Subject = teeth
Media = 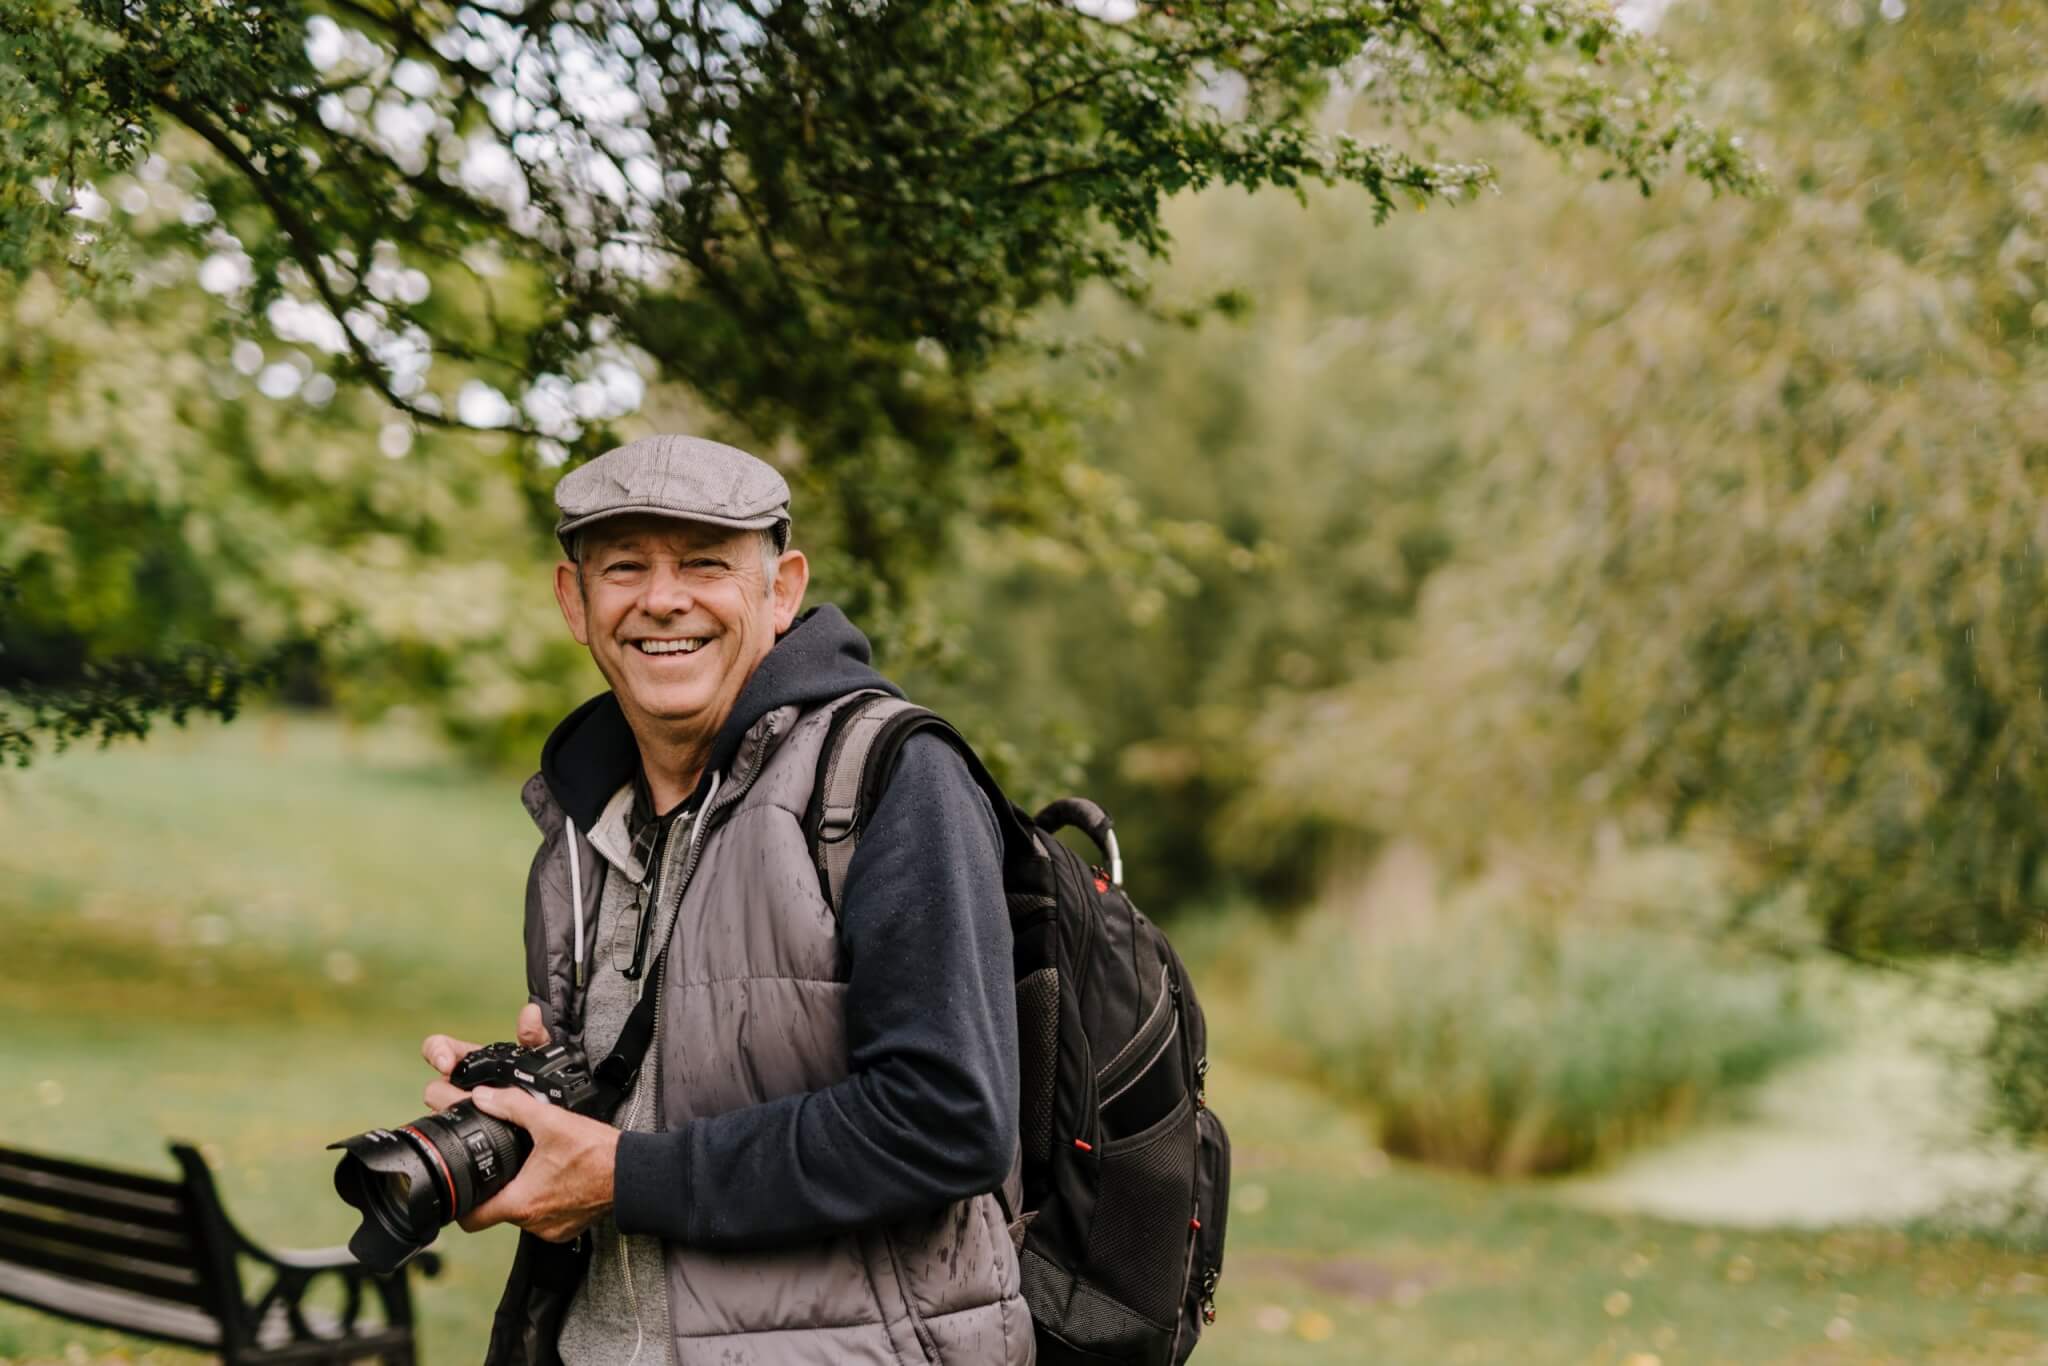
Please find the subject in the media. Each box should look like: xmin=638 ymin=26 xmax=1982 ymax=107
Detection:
xmin=636 ymin=639 xmax=707 ymax=655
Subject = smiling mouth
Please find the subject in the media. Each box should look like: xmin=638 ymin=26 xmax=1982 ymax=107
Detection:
xmin=634 ymin=638 xmax=709 ymax=656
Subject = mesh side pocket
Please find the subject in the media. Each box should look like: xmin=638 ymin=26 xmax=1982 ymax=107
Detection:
xmin=1017 ymin=966 xmax=1060 ymax=1163
xmin=1087 ymin=1095 xmax=1197 ymax=1328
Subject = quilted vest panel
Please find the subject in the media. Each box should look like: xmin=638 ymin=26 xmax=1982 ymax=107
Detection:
xmin=648 ymin=698 xmax=1032 ymax=1365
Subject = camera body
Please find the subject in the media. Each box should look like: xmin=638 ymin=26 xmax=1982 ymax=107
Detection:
xmin=330 ymin=1039 xmax=604 ymax=1273
xmin=450 ymin=1039 xmax=601 ymax=1110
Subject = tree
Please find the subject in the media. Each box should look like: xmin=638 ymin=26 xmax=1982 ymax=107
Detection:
xmin=927 ymin=179 xmax=1476 ymax=905
xmin=2 ymin=0 xmax=1754 ymax=760
xmin=1246 ymin=0 xmax=2048 ymax=952
xmin=0 ymin=263 xmax=596 ymax=766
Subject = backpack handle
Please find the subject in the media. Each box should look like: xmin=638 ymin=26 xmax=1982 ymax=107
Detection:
xmin=1033 ymin=798 xmax=1122 ymax=887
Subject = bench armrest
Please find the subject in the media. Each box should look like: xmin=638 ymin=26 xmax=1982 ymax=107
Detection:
xmin=257 ymin=1244 xmax=444 ymax=1278
xmin=165 ymin=1142 xmax=441 ymax=1349
xmin=239 ymin=1241 xmax=444 ymax=1343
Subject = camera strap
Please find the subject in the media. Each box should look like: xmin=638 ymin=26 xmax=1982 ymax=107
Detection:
xmin=589 ymin=940 xmax=668 ymax=1114
xmin=585 ymin=777 xmax=718 ymax=1115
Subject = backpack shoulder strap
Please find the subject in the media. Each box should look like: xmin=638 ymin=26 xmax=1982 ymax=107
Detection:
xmin=805 ymin=695 xmax=1040 ymax=913
xmin=806 ymin=697 xmax=1040 ymax=1225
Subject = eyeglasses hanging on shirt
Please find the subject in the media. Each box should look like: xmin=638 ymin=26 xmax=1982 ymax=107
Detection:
xmin=612 ymin=806 xmax=695 ymax=980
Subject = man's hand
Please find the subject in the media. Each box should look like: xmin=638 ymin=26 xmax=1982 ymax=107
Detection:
xmin=421 ymin=1004 xmax=548 ymax=1111
xmin=457 ymin=1086 xmax=619 ymax=1243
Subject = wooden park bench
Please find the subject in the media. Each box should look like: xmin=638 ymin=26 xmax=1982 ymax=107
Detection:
xmin=0 ymin=1142 xmax=440 ymax=1364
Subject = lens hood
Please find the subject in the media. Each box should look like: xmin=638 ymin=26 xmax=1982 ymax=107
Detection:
xmin=329 ymin=1128 xmax=449 ymax=1274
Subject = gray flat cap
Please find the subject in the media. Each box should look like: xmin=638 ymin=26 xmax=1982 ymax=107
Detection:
xmin=554 ymin=434 xmax=791 ymax=556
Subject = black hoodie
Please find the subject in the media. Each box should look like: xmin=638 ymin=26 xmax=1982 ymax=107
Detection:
xmin=537 ymin=606 xmax=1019 ymax=1247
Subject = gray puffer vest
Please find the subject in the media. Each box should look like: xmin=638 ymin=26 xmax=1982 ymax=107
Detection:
xmin=490 ymin=694 xmax=1033 ymax=1366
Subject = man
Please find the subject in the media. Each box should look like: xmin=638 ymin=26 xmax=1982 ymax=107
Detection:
xmin=419 ymin=434 xmax=1033 ymax=1365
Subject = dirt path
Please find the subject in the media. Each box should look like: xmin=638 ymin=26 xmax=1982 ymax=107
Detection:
xmin=1561 ymin=969 xmax=2048 ymax=1228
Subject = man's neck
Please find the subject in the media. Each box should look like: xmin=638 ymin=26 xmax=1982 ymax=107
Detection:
xmin=624 ymin=720 xmax=713 ymax=816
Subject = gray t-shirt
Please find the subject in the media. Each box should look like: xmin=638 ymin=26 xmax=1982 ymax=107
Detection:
xmin=558 ymin=801 xmax=693 ymax=1366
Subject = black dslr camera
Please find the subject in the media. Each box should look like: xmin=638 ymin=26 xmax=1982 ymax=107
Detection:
xmin=330 ymin=1040 xmax=602 ymax=1273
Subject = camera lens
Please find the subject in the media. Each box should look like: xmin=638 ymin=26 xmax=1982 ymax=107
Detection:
xmin=363 ymin=1168 xmax=416 ymax=1230
xmin=330 ymin=1101 xmax=527 ymax=1273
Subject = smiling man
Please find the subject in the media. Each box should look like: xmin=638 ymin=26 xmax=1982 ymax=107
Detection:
xmin=419 ymin=435 xmax=1031 ymax=1366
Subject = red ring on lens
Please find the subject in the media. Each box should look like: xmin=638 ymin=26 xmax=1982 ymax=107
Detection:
xmin=401 ymin=1125 xmax=460 ymax=1213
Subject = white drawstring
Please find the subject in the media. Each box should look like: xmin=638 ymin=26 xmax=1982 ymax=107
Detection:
xmin=567 ymin=820 xmax=585 ymax=989
xmin=622 ymin=1226 xmax=646 ymax=1366
xmin=688 ymin=771 xmax=721 ymax=864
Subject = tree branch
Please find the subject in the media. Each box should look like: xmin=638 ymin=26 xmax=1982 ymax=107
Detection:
xmin=155 ymin=90 xmax=549 ymax=439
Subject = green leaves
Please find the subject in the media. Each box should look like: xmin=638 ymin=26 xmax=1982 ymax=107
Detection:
xmin=6 ymin=0 xmax=1754 ymax=551
xmin=2 ymin=0 xmax=1751 ymax=761
xmin=1239 ymin=0 xmax=2048 ymax=954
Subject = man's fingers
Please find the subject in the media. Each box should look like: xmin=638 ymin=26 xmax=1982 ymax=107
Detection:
xmin=458 ymin=1181 xmax=522 ymax=1234
xmin=515 ymin=1003 xmax=549 ymax=1048
xmin=421 ymin=1034 xmax=481 ymax=1077
xmin=471 ymin=1085 xmax=549 ymax=1129
xmin=423 ymin=1079 xmax=471 ymax=1113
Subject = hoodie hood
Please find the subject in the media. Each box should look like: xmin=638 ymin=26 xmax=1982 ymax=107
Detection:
xmin=536 ymin=604 xmax=900 ymax=832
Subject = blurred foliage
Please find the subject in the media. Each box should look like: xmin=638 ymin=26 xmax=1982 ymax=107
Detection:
xmin=928 ymin=179 xmax=1479 ymax=899
xmin=7 ymin=0 xmax=2045 ymax=1149
xmin=928 ymin=0 xmax=2048 ymax=1150
xmin=1222 ymin=0 xmax=2048 ymax=952
xmin=1256 ymin=887 xmax=1819 ymax=1176
xmin=0 ymin=0 xmax=1753 ymax=759
xmin=1984 ymin=989 xmax=2048 ymax=1147
xmin=0 ymin=264 xmax=595 ymax=765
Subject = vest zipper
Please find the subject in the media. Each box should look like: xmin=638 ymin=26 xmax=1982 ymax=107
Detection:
xmin=620 ymin=710 xmax=786 ymax=1363
xmin=647 ymin=708 xmax=782 ymax=1120
xmin=618 ymin=812 xmax=690 ymax=1366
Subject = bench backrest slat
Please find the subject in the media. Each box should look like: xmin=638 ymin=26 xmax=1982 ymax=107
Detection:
xmin=0 ymin=1201 xmax=193 ymax=1264
xmin=0 ymin=1148 xmax=187 ymax=1200
xmin=0 ymin=1148 xmax=221 ymax=1318
xmin=0 ymin=1227 xmax=212 ymax=1308
xmin=0 ymin=1167 xmax=188 ymax=1233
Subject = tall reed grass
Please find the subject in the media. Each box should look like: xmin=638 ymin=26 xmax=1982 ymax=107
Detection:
xmin=1261 ymin=902 xmax=1821 ymax=1176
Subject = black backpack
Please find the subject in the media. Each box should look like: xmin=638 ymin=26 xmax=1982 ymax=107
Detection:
xmin=805 ymin=695 xmax=1231 ymax=1365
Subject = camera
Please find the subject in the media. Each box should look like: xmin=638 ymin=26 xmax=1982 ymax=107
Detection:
xmin=329 ymin=1040 xmax=602 ymax=1273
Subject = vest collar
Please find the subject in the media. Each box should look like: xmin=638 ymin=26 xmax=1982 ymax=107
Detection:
xmin=585 ymin=783 xmax=645 ymax=880
xmin=557 ymin=703 xmax=803 ymax=876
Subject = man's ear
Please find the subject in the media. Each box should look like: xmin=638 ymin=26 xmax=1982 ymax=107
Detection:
xmin=554 ymin=561 xmax=590 ymax=645
xmin=771 ymin=550 xmax=810 ymax=633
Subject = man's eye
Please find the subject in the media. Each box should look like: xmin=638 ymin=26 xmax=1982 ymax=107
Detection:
xmin=604 ymin=561 xmax=645 ymax=574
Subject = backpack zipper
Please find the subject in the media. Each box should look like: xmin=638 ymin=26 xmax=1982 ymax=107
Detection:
xmin=1168 ymin=1211 xmax=1200 ymax=1361
xmin=1098 ymin=1016 xmax=1179 ymax=1112
xmin=1094 ymin=964 xmax=1176 ymax=1101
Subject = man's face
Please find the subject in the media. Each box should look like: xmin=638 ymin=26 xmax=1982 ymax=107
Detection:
xmin=553 ymin=515 xmax=808 ymax=742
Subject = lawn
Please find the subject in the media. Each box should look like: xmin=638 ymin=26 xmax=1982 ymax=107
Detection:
xmin=3 ymin=716 xmax=2044 ymax=1364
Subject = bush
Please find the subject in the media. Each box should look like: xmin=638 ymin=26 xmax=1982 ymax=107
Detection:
xmin=1983 ymin=986 xmax=2048 ymax=1147
xmin=1262 ymin=902 xmax=1822 ymax=1176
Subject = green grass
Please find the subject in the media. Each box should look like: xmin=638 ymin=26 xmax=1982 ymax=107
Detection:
xmin=4 ymin=715 xmax=2047 ymax=1364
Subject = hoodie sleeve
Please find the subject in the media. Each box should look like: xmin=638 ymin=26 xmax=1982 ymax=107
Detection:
xmin=611 ymin=731 xmax=1019 ymax=1247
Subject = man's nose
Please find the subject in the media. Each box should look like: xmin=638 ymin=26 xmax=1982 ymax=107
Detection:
xmin=639 ymin=562 xmax=698 ymax=616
